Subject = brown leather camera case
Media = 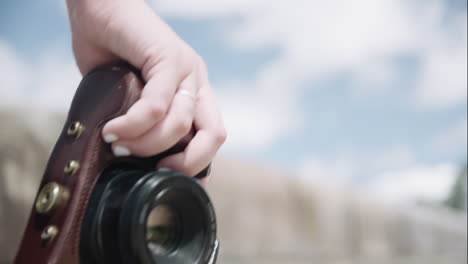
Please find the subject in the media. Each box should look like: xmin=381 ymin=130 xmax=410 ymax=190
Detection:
xmin=14 ymin=63 xmax=146 ymax=264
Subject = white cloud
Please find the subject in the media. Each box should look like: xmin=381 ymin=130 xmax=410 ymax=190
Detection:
xmin=33 ymin=49 xmax=81 ymax=110
xmin=151 ymin=0 xmax=467 ymax=151
xmin=415 ymin=41 xmax=467 ymax=109
xmin=0 ymin=41 xmax=29 ymax=103
xmin=219 ymin=91 xmax=299 ymax=151
xmin=367 ymin=163 xmax=458 ymax=204
xmin=414 ymin=10 xmax=467 ymax=109
xmin=298 ymin=156 xmax=356 ymax=186
xmin=431 ymin=118 xmax=468 ymax=155
xmin=153 ymin=0 xmax=465 ymax=87
xmin=299 ymin=147 xmax=458 ymax=205
xmin=0 ymin=40 xmax=80 ymax=111
xmin=214 ymin=50 xmax=310 ymax=151
xmin=298 ymin=145 xmax=416 ymax=185
xmin=370 ymin=145 xmax=417 ymax=172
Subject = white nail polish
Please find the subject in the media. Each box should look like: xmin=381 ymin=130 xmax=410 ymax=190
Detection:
xmin=104 ymin=134 xmax=118 ymax=143
xmin=113 ymin=145 xmax=131 ymax=157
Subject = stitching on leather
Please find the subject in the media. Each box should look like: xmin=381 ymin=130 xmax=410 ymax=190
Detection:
xmin=69 ymin=74 xmax=139 ymax=260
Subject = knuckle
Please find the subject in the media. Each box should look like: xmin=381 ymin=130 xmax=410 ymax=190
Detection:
xmin=134 ymin=141 xmax=161 ymax=157
xmin=180 ymin=42 xmax=196 ymax=57
xmin=141 ymin=44 xmax=171 ymax=79
xmin=154 ymin=41 xmax=200 ymax=78
xmin=142 ymin=40 xmax=202 ymax=79
xmin=170 ymin=47 xmax=184 ymax=63
xmin=197 ymin=57 xmax=209 ymax=77
xmin=138 ymin=148 xmax=155 ymax=158
xmin=173 ymin=117 xmax=192 ymax=135
xmin=178 ymin=45 xmax=200 ymax=73
xmin=212 ymin=127 xmax=227 ymax=145
xmin=123 ymin=143 xmax=151 ymax=158
xmin=146 ymin=102 xmax=167 ymax=120
xmin=197 ymin=55 xmax=208 ymax=71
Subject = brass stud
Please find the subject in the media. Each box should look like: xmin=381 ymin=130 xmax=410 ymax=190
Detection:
xmin=64 ymin=160 xmax=80 ymax=175
xmin=67 ymin=121 xmax=85 ymax=138
xmin=41 ymin=225 xmax=59 ymax=243
xmin=36 ymin=182 xmax=69 ymax=214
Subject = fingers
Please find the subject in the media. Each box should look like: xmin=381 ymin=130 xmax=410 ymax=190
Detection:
xmin=111 ymin=73 xmax=198 ymax=156
xmin=69 ymin=0 xmax=226 ymax=182
xmin=156 ymin=86 xmax=227 ymax=177
xmin=102 ymin=68 xmax=179 ymax=140
xmin=156 ymin=130 xmax=224 ymax=177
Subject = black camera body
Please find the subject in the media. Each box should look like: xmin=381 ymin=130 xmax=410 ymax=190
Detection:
xmin=80 ymin=162 xmax=219 ymax=264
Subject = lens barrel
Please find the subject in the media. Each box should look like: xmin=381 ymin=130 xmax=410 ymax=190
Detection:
xmin=80 ymin=166 xmax=217 ymax=264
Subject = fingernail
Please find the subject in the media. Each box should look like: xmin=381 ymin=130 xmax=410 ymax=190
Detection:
xmin=113 ymin=145 xmax=131 ymax=157
xmin=157 ymin=167 xmax=172 ymax=172
xmin=103 ymin=134 xmax=118 ymax=143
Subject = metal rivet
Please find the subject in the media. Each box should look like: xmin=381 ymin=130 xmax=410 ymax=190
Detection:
xmin=41 ymin=225 xmax=59 ymax=243
xmin=67 ymin=121 xmax=85 ymax=138
xmin=36 ymin=182 xmax=69 ymax=214
xmin=64 ymin=160 xmax=80 ymax=175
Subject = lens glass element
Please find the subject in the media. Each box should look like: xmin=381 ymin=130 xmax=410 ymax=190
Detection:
xmin=146 ymin=204 xmax=179 ymax=255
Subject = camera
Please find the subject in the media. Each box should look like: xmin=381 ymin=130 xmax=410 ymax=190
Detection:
xmin=14 ymin=63 xmax=219 ymax=264
xmin=80 ymin=163 xmax=219 ymax=264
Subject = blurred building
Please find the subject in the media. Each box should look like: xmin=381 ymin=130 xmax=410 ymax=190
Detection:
xmin=0 ymin=109 xmax=466 ymax=264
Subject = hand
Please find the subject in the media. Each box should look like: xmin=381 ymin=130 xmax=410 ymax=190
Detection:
xmin=66 ymin=0 xmax=226 ymax=180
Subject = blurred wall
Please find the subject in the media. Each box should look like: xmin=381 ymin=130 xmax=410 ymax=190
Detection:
xmin=0 ymin=109 xmax=466 ymax=264
xmin=209 ymin=158 xmax=467 ymax=264
xmin=0 ymin=109 xmax=64 ymax=263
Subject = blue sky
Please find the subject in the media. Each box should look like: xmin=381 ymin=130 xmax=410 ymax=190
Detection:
xmin=1 ymin=0 xmax=466 ymax=204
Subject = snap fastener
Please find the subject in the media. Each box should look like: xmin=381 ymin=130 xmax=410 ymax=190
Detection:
xmin=64 ymin=160 xmax=80 ymax=175
xmin=36 ymin=182 xmax=69 ymax=215
xmin=67 ymin=121 xmax=85 ymax=138
xmin=41 ymin=225 xmax=59 ymax=244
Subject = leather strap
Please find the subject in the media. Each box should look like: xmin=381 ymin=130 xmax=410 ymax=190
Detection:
xmin=15 ymin=63 xmax=148 ymax=264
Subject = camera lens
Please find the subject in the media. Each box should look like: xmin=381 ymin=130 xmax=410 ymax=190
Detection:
xmin=146 ymin=204 xmax=180 ymax=255
xmin=80 ymin=166 xmax=218 ymax=264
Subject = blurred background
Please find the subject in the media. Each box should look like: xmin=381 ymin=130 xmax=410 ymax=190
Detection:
xmin=0 ymin=0 xmax=466 ymax=263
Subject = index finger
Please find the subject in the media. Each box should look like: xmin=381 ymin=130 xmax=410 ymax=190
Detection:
xmin=102 ymin=67 xmax=179 ymax=140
